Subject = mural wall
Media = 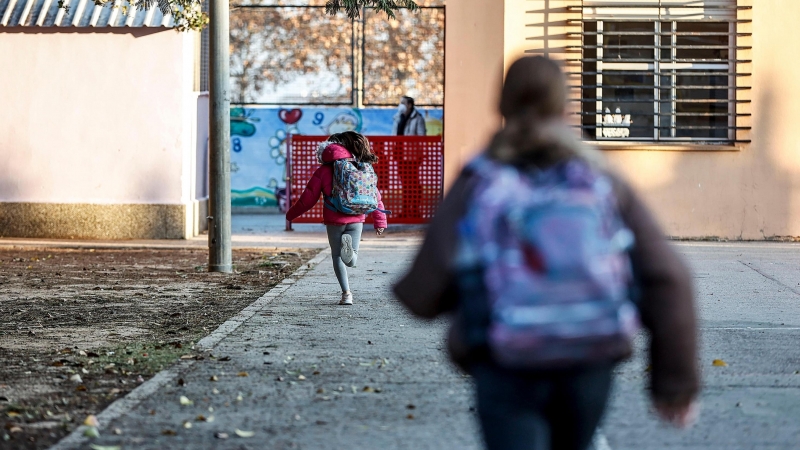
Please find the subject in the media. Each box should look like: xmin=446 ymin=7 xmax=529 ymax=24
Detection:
xmin=229 ymin=106 xmax=444 ymax=209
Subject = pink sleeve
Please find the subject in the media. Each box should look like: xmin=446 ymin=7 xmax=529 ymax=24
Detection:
xmin=286 ymin=169 xmax=324 ymax=222
xmin=371 ymin=189 xmax=388 ymax=229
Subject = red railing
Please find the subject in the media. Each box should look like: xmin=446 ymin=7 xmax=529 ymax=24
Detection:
xmin=286 ymin=135 xmax=444 ymax=228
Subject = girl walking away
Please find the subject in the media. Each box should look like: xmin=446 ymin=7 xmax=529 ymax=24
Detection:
xmin=394 ymin=56 xmax=700 ymax=450
xmin=287 ymin=131 xmax=388 ymax=306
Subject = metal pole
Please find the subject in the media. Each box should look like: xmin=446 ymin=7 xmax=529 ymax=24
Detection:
xmin=208 ymin=0 xmax=232 ymax=273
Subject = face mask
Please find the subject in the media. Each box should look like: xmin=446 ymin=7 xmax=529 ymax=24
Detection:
xmin=397 ymin=103 xmax=407 ymax=114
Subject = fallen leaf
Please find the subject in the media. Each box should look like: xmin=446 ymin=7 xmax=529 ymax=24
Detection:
xmin=406 ymin=414 xmax=415 ymax=420
xmin=83 ymin=415 xmax=99 ymax=427
xmin=6 ymin=412 xmax=19 ymax=418
xmin=8 ymin=426 xmax=22 ymax=434
xmin=212 ymin=388 xmax=220 ymax=394
xmin=214 ymin=432 xmax=229 ymax=439
xmin=362 ymin=386 xmax=375 ymax=393
xmin=237 ymin=372 xmax=249 ymax=377
xmin=69 ymin=374 xmax=83 ymax=384
xmin=90 ymin=445 xmax=120 ymax=450
xmin=161 ymin=429 xmax=177 ymax=436
xmin=209 ymin=375 xmax=218 ymax=382
xmin=180 ymin=355 xmax=195 ymax=360
xmin=312 ymin=371 xmax=321 ymax=375
xmin=218 ymin=356 xmax=231 ymax=362
xmin=83 ymin=426 xmax=100 ymax=438
xmin=316 ymin=388 xmax=325 ymax=394
xmin=407 ymin=404 xmax=416 ymax=410
xmin=712 ymin=359 xmax=728 ymax=367
xmin=76 ymin=385 xmax=88 ymax=392
xmin=112 ymin=428 xmax=122 ymax=435
xmin=86 ymin=352 xmax=100 ymax=358
xmin=179 ymin=396 xmax=194 ymax=406
xmin=235 ymin=429 xmax=255 ymax=438
xmin=315 ymin=420 xmax=328 ymax=425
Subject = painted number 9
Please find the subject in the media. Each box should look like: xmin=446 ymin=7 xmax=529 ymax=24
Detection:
xmin=313 ymin=112 xmax=325 ymax=126
xmin=232 ymin=138 xmax=242 ymax=153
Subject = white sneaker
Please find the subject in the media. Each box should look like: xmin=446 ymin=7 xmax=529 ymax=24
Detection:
xmin=340 ymin=234 xmax=354 ymax=266
xmin=339 ymin=291 xmax=353 ymax=305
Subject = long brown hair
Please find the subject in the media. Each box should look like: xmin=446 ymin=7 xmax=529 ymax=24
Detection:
xmin=329 ymin=131 xmax=378 ymax=164
xmin=488 ymin=56 xmax=599 ymax=167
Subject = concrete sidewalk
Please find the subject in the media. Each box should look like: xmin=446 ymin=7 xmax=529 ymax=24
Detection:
xmin=0 ymin=214 xmax=424 ymax=250
xmin=51 ymin=241 xmax=800 ymax=450
xmin=53 ymin=242 xmax=480 ymax=450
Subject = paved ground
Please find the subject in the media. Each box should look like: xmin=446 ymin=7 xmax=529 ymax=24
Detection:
xmin=50 ymin=239 xmax=800 ymax=450
xmin=0 ymin=214 xmax=424 ymax=250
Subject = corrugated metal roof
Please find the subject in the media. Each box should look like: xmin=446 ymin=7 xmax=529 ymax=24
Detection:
xmin=0 ymin=0 xmax=175 ymax=27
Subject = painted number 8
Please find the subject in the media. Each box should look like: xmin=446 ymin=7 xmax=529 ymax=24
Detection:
xmin=232 ymin=138 xmax=242 ymax=153
xmin=313 ymin=112 xmax=325 ymax=126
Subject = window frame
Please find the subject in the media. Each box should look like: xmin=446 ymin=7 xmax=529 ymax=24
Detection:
xmin=573 ymin=1 xmax=752 ymax=146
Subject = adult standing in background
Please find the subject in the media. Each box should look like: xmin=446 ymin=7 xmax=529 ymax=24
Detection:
xmin=393 ymin=96 xmax=427 ymax=136
xmin=392 ymin=96 xmax=427 ymax=220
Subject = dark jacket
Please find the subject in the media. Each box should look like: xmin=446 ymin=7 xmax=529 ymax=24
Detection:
xmin=393 ymin=161 xmax=700 ymax=405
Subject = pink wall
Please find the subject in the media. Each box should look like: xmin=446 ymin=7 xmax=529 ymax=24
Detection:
xmin=0 ymin=28 xmax=201 ymax=205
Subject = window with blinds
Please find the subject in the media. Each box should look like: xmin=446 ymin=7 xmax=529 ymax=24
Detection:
xmin=571 ymin=0 xmax=751 ymax=144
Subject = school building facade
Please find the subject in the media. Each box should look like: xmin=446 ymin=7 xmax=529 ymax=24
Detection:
xmin=446 ymin=0 xmax=800 ymax=240
xmin=2 ymin=0 xmax=798 ymax=240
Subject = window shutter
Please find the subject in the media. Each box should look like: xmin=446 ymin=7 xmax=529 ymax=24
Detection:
xmin=555 ymin=0 xmax=753 ymax=145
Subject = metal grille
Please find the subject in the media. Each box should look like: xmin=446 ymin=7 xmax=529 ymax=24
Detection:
xmin=362 ymin=6 xmax=445 ymax=106
xmin=199 ymin=0 xmax=209 ymax=92
xmin=568 ymin=0 xmax=751 ymax=144
xmin=229 ymin=5 xmax=355 ymax=105
xmin=287 ymin=135 xmax=444 ymax=225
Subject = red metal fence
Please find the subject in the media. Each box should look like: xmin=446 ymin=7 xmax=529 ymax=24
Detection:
xmin=286 ymin=135 xmax=444 ymax=226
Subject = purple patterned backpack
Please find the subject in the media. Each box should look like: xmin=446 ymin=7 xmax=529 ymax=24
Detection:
xmin=324 ymin=159 xmax=389 ymax=216
xmin=455 ymin=155 xmax=639 ymax=369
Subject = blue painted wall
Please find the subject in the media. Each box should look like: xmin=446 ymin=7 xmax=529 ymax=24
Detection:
xmin=229 ymin=106 xmax=443 ymax=209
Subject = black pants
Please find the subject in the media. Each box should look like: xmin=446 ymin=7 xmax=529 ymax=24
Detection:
xmin=473 ymin=363 xmax=614 ymax=450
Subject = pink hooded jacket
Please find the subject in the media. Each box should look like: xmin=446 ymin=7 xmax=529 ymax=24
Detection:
xmin=286 ymin=143 xmax=388 ymax=229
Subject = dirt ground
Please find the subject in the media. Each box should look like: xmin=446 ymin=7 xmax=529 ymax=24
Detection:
xmin=0 ymin=246 xmax=317 ymax=450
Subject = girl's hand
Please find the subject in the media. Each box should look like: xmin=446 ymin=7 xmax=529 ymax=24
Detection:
xmin=376 ymin=228 xmax=385 ymax=236
xmin=655 ymin=399 xmax=700 ymax=428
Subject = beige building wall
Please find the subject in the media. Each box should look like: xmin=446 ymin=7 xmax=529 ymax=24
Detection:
xmin=0 ymin=28 xmax=208 ymax=239
xmin=443 ymin=0 xmax=505 ymax=187
xmin=445 ymin=0 xmax=800 ymax=240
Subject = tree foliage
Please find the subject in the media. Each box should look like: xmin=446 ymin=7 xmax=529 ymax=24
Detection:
xmin=230 ymin=7 xmax=354 ymax=103
xmin=325 ymin=0 xmax=419 ymax=19
xmin=229 ymin=6 xmax=443 ymax=105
